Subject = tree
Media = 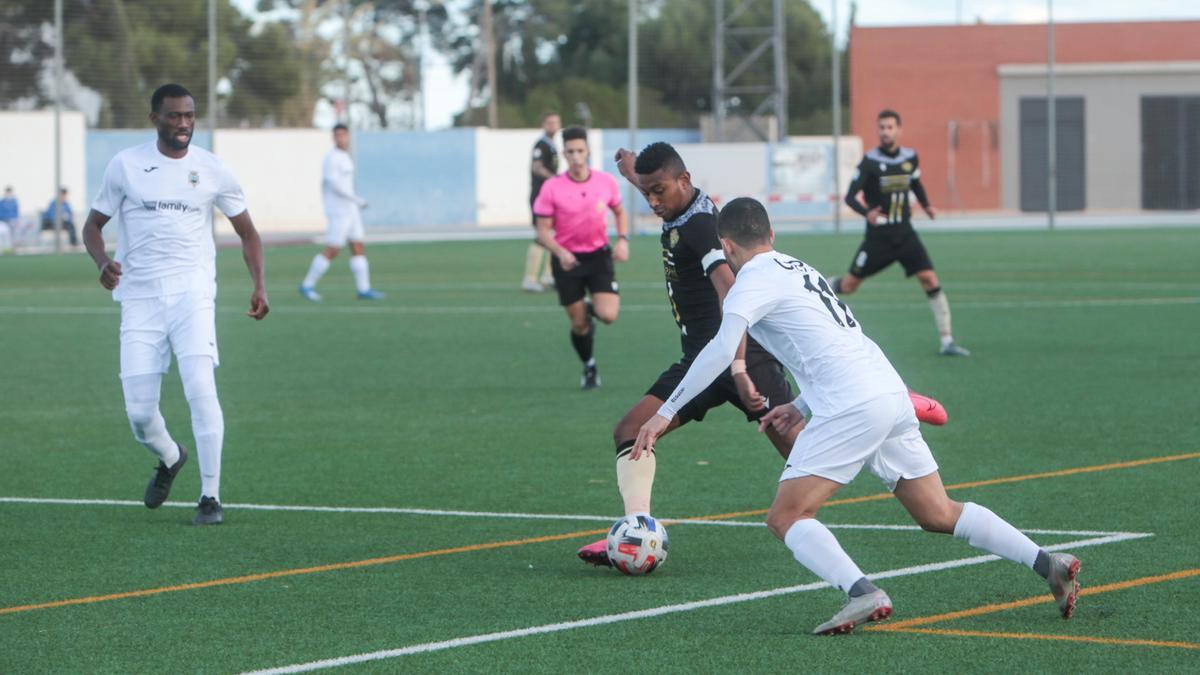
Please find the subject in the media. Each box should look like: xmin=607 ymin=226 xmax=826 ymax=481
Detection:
xmin=0 ymin=0 xmax=54 ymax=109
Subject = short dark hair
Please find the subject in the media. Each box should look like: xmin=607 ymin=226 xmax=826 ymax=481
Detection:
xmin=717 ymin=197 xmax=772 ymax=246
xmin=561 ymin=126 xmax=588 ymax=144
xmin=151 ymin=84 xmax=194 ymax=113
xmin=332 ymin=123 xmax=349 ymax=133
xmin=634 ymin=142 xmax=686 ymax=176
xmin=541 ymin=110 xmax=560 ymax=121
xmin=877 ymin=108 xmax=901 ymax=125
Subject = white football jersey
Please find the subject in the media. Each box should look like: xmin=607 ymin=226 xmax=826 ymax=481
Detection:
xmin=321 ymin=148 xmax=361 ymax=217
xmin=722 ymin=250 xmax=908 ymax=416
xmin=92 ymin=142 xmax=246 ymax=301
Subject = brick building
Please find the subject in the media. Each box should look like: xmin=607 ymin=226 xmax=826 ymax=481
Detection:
xmin=849 ymin=21 xmax=1200 ymax=211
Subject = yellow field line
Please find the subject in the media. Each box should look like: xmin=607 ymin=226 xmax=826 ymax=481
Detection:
xmin=686 ymin=451 xmax=1200 ymax=522
xmin=868 ymin=568 xmax=1200 ymax=632
xmin=2 ymin=452 xmax=1196 ymax=617
xmin=880 ymin=627 xmax=1200 ymax=650
xmin=0 ymin=526 xmax=609 ymax=616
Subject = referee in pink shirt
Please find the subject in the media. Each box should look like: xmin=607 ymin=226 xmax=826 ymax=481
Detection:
xmin=533 ymin=126 xmax=630 ymax=390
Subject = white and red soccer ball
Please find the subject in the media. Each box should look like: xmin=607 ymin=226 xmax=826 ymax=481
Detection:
xmin=606 ymin=514 xmax=669 ymax=575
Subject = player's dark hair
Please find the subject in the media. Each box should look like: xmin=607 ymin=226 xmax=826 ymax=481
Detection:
xmin=561 ymin=126 xmax=588 ymax=144
xmin=717 ymin=197 xmax=772 ymax=246
xmin=332 ymin=123 xmax=349 ymax=133
xmin=151 ymin=83 xmax=193 ymax=113
xmin=541 ymin=110 xmax=560 ymax=121
xmin=877 ymin=108 xmax=901 ymax=125
xmin=634 ymin=142 xmax=686 ymax=176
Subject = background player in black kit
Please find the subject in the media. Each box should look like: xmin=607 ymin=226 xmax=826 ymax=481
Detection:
xmin=522 ymin=111 xmax=561 ymax=292
xmin=830 ymin=109 xmax=970 ymax=356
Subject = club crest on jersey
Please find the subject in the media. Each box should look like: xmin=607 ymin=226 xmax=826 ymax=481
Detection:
xmin=669 ymin=229 xmax=680 ymax=248
xmin=901 ymin=161 xmax=913 ymax=172
xmin=879 ymin=163 xmax=886 ymax=171
xmin=188 ymin=171 xmax=199 ymax=187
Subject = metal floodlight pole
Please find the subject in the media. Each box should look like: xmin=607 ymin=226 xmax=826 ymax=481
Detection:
xmin=1046 ymin=0 xmax=1056 ymax=230
xmin=53 ymin=0 xmax=64 ymax=253
xmin=712 ymin=0 xmax=724 ymax=141
xmin=628 ymin=0 xmax=639 ymax=233
xmin=773 ymin=0 xmax=786 ymax=140
xmin=482 ymin=0 xmax=498 ymax=128
xmin=208 ymin=0 xmax=216 ymax=152
xmin=831 ymin=0 xmax=842 ymax=233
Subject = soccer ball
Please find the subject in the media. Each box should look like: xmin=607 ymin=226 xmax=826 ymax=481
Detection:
xmin=606 ymin=514 xmax=669 ymax=575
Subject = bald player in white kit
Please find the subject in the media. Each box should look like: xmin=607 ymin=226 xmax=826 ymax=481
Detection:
xmin=82 ymin=83 xmax=269 ymax=526
xmin=633 ymin=197 xmax=1080 ymax=635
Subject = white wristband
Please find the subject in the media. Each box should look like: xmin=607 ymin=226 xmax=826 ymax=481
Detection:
xmin=730 ymin=359 xmax=747 ymax=375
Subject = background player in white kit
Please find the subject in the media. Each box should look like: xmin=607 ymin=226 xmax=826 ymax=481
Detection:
xmin=82 ymin=83 xmax=269 ymax=526
xmin=633 ymin=197 xmax=1080 ymax=635
xmin=299 ymin=123 xmax=384 ymax=301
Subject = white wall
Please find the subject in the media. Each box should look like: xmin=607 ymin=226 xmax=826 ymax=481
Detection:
xmin=473 ymin=127 xmax=604 ymax=227
xmin=0 ymin=111 xmax=87 ymax=222
xmin=674 ymin=143 xmax=767 ymax=204
xmin=212 ymin=128 xmax=328 ymax=234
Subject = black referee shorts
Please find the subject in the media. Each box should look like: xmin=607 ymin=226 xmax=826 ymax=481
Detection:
xmin=646 ymin=339 xmax=794 ymax=424
xmin=848 ymin=229 xmax=934 ymax=279
xmin=550 ymin=246 xmax=619 ymax=306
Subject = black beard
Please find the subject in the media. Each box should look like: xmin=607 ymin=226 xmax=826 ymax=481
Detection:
xmin=159 ymin=129 xmax=191 ymax=151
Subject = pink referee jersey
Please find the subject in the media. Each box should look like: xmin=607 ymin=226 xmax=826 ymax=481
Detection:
xmin=532 ymin=170 xmax=622 ymax=254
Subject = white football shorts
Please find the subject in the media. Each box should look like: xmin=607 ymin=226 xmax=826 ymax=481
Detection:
xmin=119 ymin=290 xmax=218 ymax=378
xmin=779 ymin=391 xmax=938 ymax=491
xmin=324 ymin=209 xmax=365 ymax=247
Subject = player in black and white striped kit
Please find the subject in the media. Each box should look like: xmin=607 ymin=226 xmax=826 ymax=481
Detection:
xmin=832 ymin=109 xmax=969 ymax=356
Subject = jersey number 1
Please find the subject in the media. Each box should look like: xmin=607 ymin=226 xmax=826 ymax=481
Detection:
xmin=803 ymin=275 xmax=857 ymax=328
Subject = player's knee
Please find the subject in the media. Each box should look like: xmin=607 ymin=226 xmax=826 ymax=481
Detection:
xmin=594 ymin=307 xmax=618 ymax=325
xmin=124 ymin=403 xmax=159 ymax=440
xmin=570 ymin=317 xmax=592 ymax=334
xmin=765 ymin=510 xmax=813 ymax=540
xmin=914 ymin=502 xmax=960 ymax=534
xmin=179 ymin=356 xmax=217 ymax=403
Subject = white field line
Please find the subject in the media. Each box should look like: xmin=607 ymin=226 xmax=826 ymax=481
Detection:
xmin=0 ymin=497 xmax=1140 ymax=539
xmin=0 ymin=296 xmax=1197 ymax=318
xmin=240 ymin=531 xmax=1151 ymax=675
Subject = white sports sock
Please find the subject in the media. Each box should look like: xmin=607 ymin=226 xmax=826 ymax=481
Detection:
xmin=953 ymin=501 xmax=1040 ymax=569
xmin=302 ymin=254 xmax=331 ymax=289
xmin=349 ymin=255 xmax=371 ymax=293
xmin=616 ymin=448 xmax=656 ymax=515
xmin=783 ymin=518 xmax=867 ymax=594
xmin=121 ymin=373 xmax=179 ymax=465
xmin=928 ymin=289 xmax=952 ymax=341
xmin=180 ymin=356 xmax=224 ymax=502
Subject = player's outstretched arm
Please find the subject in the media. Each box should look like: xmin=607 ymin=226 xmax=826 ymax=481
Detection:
xmin=228 ymin=210 xmax=269 ymax=320
xmin=82 ymin=210 xmax=121 ymax=290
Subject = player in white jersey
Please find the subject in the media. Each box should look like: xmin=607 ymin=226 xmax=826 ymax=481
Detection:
xmin=81 ymin=84 xmax=269 ymax=526
xmin=633 ymin=197 xmax=1080 ymax=635
xmin=299 ymin=123 xmax=384 ymax=301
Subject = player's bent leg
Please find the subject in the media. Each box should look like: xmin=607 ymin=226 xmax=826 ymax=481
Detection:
xmin=917 ymin=269 xmax=969 ymax=356
xmin=580 ymin=398 xmax=682 ymax=567
xmin=123 ymin=372 xmax=187 ymax=508
xmin=590 ymin=292 xmax=619 ymax=325
xmin=180 ymin=355 xmax=225 ymax=525
xmin=565 ymin=301 xmax=598 ymax=389
xmin=891 ymin=471 xmax=963 ymax=534
xmin=764 ymin=423 xmax=799 ymax=460
xmin=832 ymin=273 xmax=863 ymax=296
xmin=770 ymin=476 xmax=890 ymax=634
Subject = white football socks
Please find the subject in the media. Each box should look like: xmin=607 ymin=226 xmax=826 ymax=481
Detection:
xmin=783 ymin=518 xmax=868 ymax=594
xmin=302 ymin=254 xmax=331 ymax=289
xmin=928 ymin=288 xmax=953 ymax=343
xmin=953 ymin=501 xmax=1040 ymax=569
xmin=616 ymin=447 xmax=656 ymax=515
xmin=181 ymin=356 xmax=224 ymax=502
xmin=121 ymin=373 xmax=179 ymax=465
xmin=349 ymin=255 xmax=371 ymax=293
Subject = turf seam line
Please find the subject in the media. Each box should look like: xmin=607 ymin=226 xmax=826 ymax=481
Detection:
xmin=877 ymin=627 xmax=1200 ymax=650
